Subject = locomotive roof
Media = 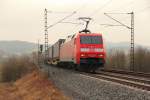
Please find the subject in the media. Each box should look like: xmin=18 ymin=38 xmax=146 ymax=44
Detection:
xmin=65 ymin=33 xmax=102 ymax=41
xmin=77 ymin=33 xmax=102 ymax=36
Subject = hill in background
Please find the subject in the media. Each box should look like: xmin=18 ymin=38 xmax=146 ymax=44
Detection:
xmin=0 ymin=40 xmax=148 ymax=57
xmin=0 ymin=41 xmax=37 ymax=56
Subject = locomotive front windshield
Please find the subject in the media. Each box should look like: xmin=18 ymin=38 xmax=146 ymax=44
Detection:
xmin=80 ymin=36 xmax=102 ymax=44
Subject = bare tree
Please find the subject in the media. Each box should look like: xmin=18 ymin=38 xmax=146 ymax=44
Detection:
xmin=134 ymin=47 xmax=150 ymax=72
xmin=1 ymin=55 xmax=36 ymax=82
xmin=106 ymin=49 xmax=127 ymax=70
xmin=105 ymin=46 xmax=150 ymax=73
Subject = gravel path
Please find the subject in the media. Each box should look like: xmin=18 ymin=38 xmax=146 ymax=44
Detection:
xmin=42 ymin=65 xmax=150 ymax=100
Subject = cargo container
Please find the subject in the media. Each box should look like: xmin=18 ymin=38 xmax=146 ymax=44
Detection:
xmin=48 ymin=46 xmax=53 ymax=60
xmin=48 ymin=39 xmax=65 ymax=62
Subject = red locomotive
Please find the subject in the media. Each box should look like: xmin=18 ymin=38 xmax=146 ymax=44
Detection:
xmin=48 ymin=17 xmax=106 ymax=72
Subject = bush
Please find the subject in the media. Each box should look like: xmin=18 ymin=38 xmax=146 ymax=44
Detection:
xmin=0 ymin=55 xmax=37 ymax=82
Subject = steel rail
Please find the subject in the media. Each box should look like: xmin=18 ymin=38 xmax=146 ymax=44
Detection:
xmin=88 ymin=73 xmax=150 ymax=91
xmin=97 ymin=71 xmax=150 ymax=85
xmin=101 ymin=69 xmax=150 ymax=78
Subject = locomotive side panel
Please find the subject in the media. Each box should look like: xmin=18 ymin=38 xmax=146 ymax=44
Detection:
xmin=60 ymin=39 xmax=75 ymax=62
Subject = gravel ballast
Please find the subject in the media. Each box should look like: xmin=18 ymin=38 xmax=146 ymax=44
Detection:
xmin=42 ymin=65 xmax=150 ymax=100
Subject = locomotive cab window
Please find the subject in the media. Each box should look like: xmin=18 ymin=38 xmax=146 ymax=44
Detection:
xmin=80 ymin=36 xmax=102 ymax=44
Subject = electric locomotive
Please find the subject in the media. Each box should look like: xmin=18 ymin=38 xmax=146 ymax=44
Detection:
xmin=47 ymin=17 xmax=106 ymax=72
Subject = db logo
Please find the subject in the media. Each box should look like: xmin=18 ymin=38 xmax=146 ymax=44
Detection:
xmin=89 ymin=46 xmax=94 ymax=51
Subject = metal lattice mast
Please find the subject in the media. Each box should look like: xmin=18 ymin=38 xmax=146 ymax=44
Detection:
xmin=130 ymin=12 xmax=134 ymax=71
xmin=43 ymin=9 xmax=76 ymax=62
xmin=103 ymin=12 xmax=135 ymax=71
xmin=44 ymin=8 xmax=48 ymax=60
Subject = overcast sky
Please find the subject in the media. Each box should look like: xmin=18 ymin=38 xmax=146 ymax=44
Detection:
xmin=0 ymin=0 xmax=150 ymax=46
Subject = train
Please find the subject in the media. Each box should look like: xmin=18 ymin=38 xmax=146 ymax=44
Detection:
xmin=46 ymin=17 xmax=106 ymax=72
xmin=47 ymin=31 xmax=106 ymax=72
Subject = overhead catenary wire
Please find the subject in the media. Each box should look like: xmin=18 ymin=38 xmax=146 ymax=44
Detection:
xmin=44 ymin=9 xmax=77 ymax=62
xmin=60 ymin=21 xmax=84 ymax=25
xmin=45 ymin=0 xmax=150 ymax=35
xmin=107 ymin=5 xmax=150 ymax=22
xmin=45 ymin=9 xmax=69 ymax=14
xmin=107 ymin=0 xmax=150 ymax=18
xmin=51 ymin=1 xmax=91 ymax=34
xmin=100 ymin=24 xmax=124 ymax=27
xmin=108 ymin=0 xmax=136 ymax=12
xmin=47 ymin=11 xmax=76 ymax=29
xmin=64 ymin=0 xmax=91 ymax=31
xmin=75 ymin=0 xmax=89 ymax=13
xmin=43 ymin=1 xmax=88 ymax=47
xmin=104 ymin=13 xmax=131 ymax=29
xmin=67 ymin=24 xmax=81 ymax=35
xmin=103 ymin=13 xmax=129 ymax=14
xmin=47 ymin=2 xmax=94 ymax=27
xmin=101 ymin=12 xmax=135 ymax=71
xmin=89 ymin=0 xmax=113 ymax=17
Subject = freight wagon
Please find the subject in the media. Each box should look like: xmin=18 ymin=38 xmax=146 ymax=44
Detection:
xmin=48 ymin=39 xmax=65 ymax=65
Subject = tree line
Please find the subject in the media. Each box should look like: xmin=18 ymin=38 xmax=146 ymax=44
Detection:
xmin=105 ymin=46 xmax=150 ymax=73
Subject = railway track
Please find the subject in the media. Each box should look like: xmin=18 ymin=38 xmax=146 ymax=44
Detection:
xmin=101 ymin=69 xmax=150 ymax=78
xmin=97 ymin=71 xmax=150 ymax=84
xmin=80 ymin=70 xmax=150 ymax=91
xmin=42 ymin=64 xmax=150 ymax=91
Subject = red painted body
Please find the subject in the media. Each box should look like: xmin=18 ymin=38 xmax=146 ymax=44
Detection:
xmin=76 ymin=33 xmax=105 ymax=64
xmin=60 ymin=33 xmax=106 ymax=66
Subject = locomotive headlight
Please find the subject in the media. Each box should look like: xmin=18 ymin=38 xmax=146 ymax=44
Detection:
xmin=81 ymin=54 xmax=85 ymax=57
xmin=95 ymin=48 xmax=104 ymax=52
xmin=98 ymin=54 xmax=103 ymax=57
xmin=80 ymin=48 xmax=90 ymax=52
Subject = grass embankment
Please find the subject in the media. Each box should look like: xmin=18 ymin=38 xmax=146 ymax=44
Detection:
xmin=0 ymin=56 xmax=36 ymax=82
xmin=0 ymin=65 xmax=2 ymax=82
xmin=0 ymin=56 xmax=68 ymax=100
xmin=0 ymin=70 xmax=68 ymax=100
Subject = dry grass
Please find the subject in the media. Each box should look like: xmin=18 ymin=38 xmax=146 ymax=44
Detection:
xmin=0 ymin=55 xmax=69 ymax=100
xmin=0 ymin=64 xmax=2 ymax=82
xmin=0 ymin=70 xmax=68 ymax=100
xmin=0 ymin=55 xmax=36 ymax=82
